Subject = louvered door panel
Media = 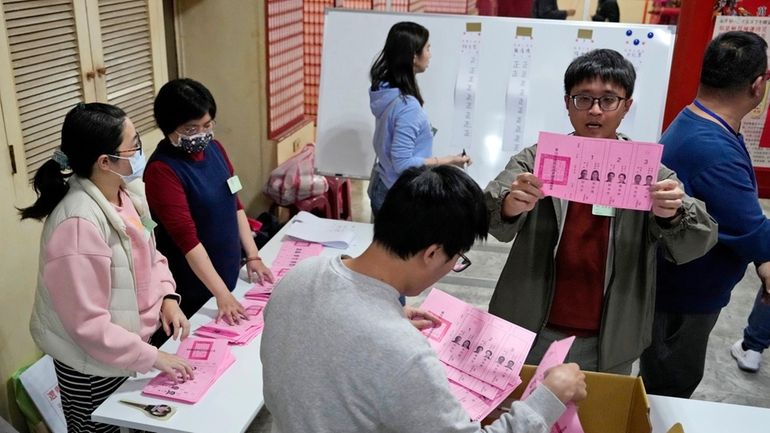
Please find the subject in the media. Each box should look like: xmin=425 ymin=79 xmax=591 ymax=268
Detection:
xmin=98 ymin=0 xmax=156 ymax=135
xmin=2 ymin=0 xmax=89 ymax=180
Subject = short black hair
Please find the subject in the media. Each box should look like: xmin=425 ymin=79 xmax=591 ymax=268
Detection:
xmin=154 ymin=78 xmax=217 ymax=136
xmin=701 ymin=31 xmax=768 ymax=92
xmin=564 ymin=49 xmax=636 ymax=97
xmin=373 ymin=165 xmax=488 ymax=260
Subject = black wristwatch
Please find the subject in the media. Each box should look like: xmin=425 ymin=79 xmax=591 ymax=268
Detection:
xmin=162 ymin=293 xmax=181 ymax=304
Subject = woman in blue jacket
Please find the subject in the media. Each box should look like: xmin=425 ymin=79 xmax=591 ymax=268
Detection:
xmin=368 ymin=21 xmax=470 ymax=216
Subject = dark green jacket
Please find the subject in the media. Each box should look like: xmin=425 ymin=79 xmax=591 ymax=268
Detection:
xmin=484 ymin=144 xmax=717 ymax=371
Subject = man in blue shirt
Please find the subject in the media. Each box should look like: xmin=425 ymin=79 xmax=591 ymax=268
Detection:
xmin=640 ymin=31 xmax=770 ymax=397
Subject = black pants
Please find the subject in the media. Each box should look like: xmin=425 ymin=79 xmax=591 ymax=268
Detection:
xmin=639 ymin=310 xmax=720 ymax=398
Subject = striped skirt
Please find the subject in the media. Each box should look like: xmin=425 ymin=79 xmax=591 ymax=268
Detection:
xmin=53 ymin=360 xmax=127 ymax=433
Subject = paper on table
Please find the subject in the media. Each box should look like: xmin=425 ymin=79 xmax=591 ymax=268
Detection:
xmin=194 ymin=299 xmax=267 ymax=345
xmin=18 ymin=355 xmax=66 ymax=433
xmin=520 ymin=336 xmax=584 ymax=433
xmin=244 ymin=240 xmax=325 ymax=300
xmin=421 ymin=289 xmax=536 ymax=388
xmin=419 ymin=289 xmax=536 ymax=421
xmin=143 ymin=338 xmax=235 ymax=404
xmin=283 ymin=211 xmax=355 ymax=248
xmin=534 ymin=132 xmax=663 ymax=211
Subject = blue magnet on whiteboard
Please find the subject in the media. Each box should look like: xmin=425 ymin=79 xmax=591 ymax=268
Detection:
xmin=647 ymin=32 xmax=654 ymax=39
xmin=633 ymin=39 xmax=640 ymax=45
xmin=626 ymin=29 xmax=633 ymax=36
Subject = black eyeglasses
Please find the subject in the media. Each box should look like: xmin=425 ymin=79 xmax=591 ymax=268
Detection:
xmin=112 ymin=136 xmax=143 ymax=156
xmin=452 ymin=253 xmax=472 ymax=273
xmin=570 ymin=94 xmax=627 ymax=111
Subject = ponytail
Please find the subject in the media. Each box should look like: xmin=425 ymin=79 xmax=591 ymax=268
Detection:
xmin=18 ymin=102 xmax=126 ymax=221
xmin=19 ymin=159 xmax=71 ymax=220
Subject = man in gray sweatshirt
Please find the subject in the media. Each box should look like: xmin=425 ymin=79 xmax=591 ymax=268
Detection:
xmin=261 ymin=165 xmax=587 ymax=433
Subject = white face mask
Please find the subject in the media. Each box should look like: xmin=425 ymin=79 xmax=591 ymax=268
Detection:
xmin=109 ymin=150 xmax=146 ymax=183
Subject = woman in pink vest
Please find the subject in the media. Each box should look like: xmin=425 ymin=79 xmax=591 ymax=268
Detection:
xmin=21 ymin=103 xmax=193 ymax=433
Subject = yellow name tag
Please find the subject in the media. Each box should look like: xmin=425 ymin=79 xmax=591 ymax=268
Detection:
xmin=227 ymin=175 xmax=243 ymax=194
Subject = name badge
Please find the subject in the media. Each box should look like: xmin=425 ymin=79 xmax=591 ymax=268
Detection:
xmin=140 ymin=215 xmax=157 ymax=240
xmin=592 ymin=205 xmax=616 ymax=217
xmin=227 ymin=175 xmax=243 ymax=194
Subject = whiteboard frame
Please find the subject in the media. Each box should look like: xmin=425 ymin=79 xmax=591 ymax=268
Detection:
xmin=315 ymin=9 xmax=677 ymax=187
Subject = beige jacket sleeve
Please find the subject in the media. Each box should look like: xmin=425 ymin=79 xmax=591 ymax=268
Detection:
xmin=649 ymin=163 xmax=718 ymax=264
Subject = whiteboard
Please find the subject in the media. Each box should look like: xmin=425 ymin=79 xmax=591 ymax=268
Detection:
xmin=315 ymin=9 xmax=676 ymax=188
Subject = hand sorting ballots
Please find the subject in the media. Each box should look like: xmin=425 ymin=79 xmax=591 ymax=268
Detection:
xmin=404 ymin=305 xmax=442 ymax=331
xmin=153 ymin=351 xmax=195 ymax=385
xmin=542 ymin=363 xmax=588 ymax=404
xmin=215 ymin=292 xmax=249 ymax=326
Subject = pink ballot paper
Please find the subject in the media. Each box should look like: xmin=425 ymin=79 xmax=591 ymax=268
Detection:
xmin=244 ymin=240 xmax=324 ymax=301
xmin=142 ymin=338 xmax=235 ymax=404
xmin=520 ymin=336 xmax=584 ymax=433
xmin=534 ymin=132 xmax=663 ymax=211
xmin=194 ymin=299 xmax=267 ymax=345
xmin=419 ymin=289 xmax=536 ymax=421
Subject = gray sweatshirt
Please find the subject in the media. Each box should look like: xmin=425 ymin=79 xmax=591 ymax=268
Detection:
xmin=261 ymin=256 xmax=565 ymax=433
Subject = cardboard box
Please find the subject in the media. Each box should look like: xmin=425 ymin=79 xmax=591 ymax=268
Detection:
xmin=482 ymin=365 xmax=682 ymax=433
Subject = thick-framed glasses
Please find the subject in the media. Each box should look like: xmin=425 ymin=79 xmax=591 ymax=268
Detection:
xmin=452 ymin=253 xmax=472 ymax=273
xmin=176 ymin=119 xmax=216 ymax=136
xmin=112 ymin=136 xmax=143 ymax=156
xmin=570 ymin=94 xmax=627 ymax=111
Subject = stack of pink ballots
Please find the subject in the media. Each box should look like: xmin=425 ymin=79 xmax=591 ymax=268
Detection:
xmin=243 ymin=279 xmax=274 ymax=302
xmin=142 ymin=338 xmax=235 ymax=404
xmin=419 ymin=289 xmax=537 ymax=421
xmin=244 ymin=240 xmax=325 ymax=301
xmin=194 ymin=299 xmax=267 ymax=345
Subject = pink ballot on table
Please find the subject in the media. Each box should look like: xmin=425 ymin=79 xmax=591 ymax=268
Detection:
xmin=142 ymin=338 xmax=235 ymax=404
xmin=419 ymin=289 xmax=536 ymax=421
xmin=420 ymin=289 xmax=536 ymax=387
xmin=520 ymin=336 xmax=585 ymax=433
xmin=194 ymin=299 xmax=267 ymax=345
xmin=244 ymin=240 xmax=324 ymax=300
xmin=534 ymin=132 xmax=663 ymax=211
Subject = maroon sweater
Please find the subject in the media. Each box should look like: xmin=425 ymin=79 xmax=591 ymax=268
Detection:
xmin=547 ymin=202 xmax=609 ymax=336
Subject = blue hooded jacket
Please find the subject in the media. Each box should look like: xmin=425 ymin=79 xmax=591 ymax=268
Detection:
xmin=369 ymin=82 xmax=433 ymax=188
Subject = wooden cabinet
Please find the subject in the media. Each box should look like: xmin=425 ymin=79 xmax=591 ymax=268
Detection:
xmin=0 ymin=0 xmax=167 ymax=186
